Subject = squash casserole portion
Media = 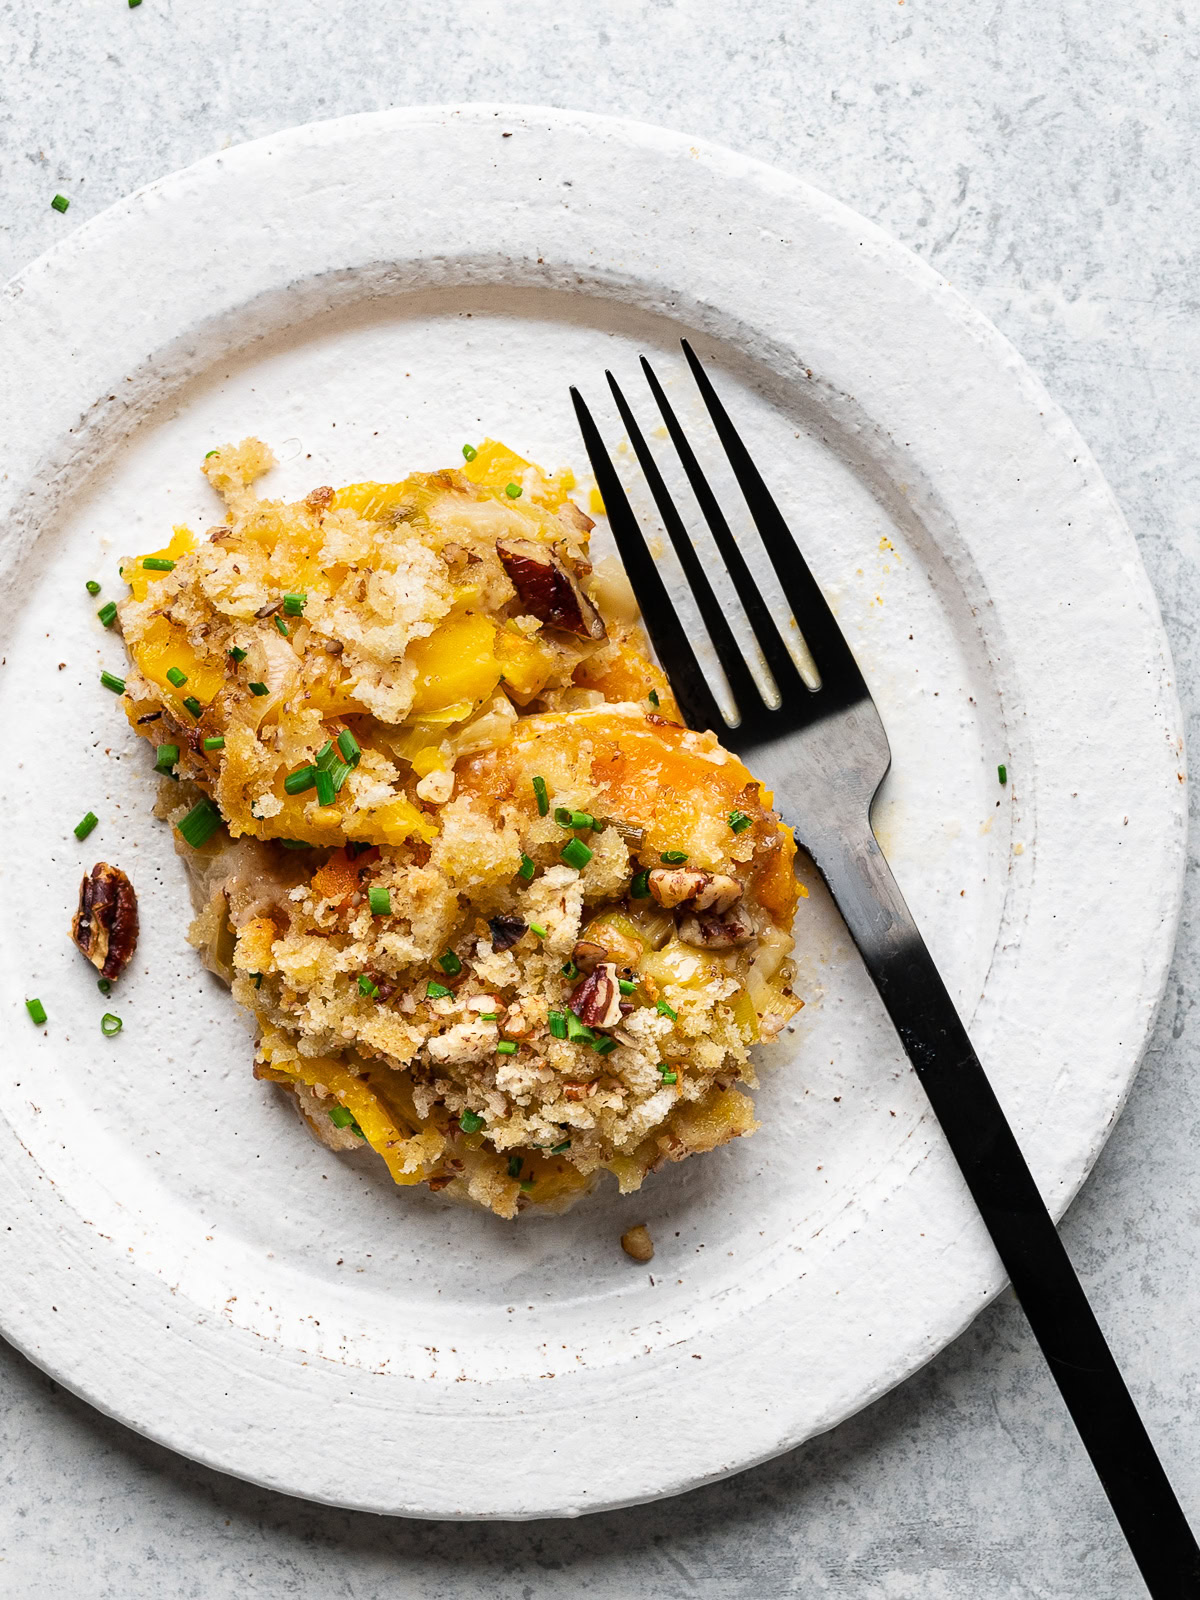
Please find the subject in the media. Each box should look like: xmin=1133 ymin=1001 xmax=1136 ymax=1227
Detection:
xmin=114 ymin=438 xmax=802 ymax=1217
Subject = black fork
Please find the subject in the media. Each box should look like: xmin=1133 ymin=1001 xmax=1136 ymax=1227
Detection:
xmin=571 ymin=342 xmax=1200 ymax=1599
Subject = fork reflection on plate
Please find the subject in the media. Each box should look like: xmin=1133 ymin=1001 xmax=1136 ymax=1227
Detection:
xmin=571 ymin=343 xmax=1200 ymax=1599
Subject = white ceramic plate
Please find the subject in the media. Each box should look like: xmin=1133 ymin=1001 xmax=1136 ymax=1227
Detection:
xmin=0 ymin=106 xmax=1184 ymax=1519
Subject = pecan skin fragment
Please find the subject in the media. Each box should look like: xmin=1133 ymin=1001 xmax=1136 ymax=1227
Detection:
xmin=496 ymin=537 xmax=606 ymax=640
xmin=569 ymin=961 xmax=623 ymax=1029
xmin=677 ymin=908 xmax=755 ymax=950
xmin=71 ymin=862 xmax=139 ymax=980
xmin=571 ymin=939 xmax=609 ymax=975
xmin=488 ymin=914 xmax=527 ymax=951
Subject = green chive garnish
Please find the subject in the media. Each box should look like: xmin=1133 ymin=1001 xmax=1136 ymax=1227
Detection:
xmin=51 ymin=194 xmax=70 ymax=213
xmin=660 ymin=850 xmax=688 ymax=865
xmin=592 ymin=1035 xmax=617 ymax=1055
xmin=100 ymin=1013 xmax=123 ymax=1037
xmin=998 ymin=763 xmax=1008 ymax=785
xmin=728 ymin=810 xmax=753 ymax=834
xmin=97 ymin=978 xmax=111 ymax=995
xmin=479 ymin=1011 xmax=499 ymax=1021
xmin=568 ymin=810 xmax=594 ymax=830
xmin=618 ymin=978 xmax=636 ymax=995
xmin=279 ymin=840 xmax=312 ymax=849
xmin=142 ymin=556 xmax=175 ymax=572
xmin=561 ymin=961 xmax=579 ymax=981
xmin=561 ymin=837 xmax=593 ymax=870
xmin=462 ymin=444 xmax=478 ymax=462
xmin=74 ymin=811 xmax=99 ymax=841
xmin=565 ymin=1011 xmax=594 ymax=1045
xmin=205 ymin=449 xmax=220 ymax=459
xmin=329 ymin=1105 xmax=353 ymax=1129
xmin=357 ymin=975 xmax=379 ymax=998
xmin=181 ymin=695 xmax=202 ymax=719
xmin=532 ymin=776 xmax=549 ymax=815
xmin=460 ymin=1110 xmax=485 ymax=1133
xmin=548 ymin=1010 xmax=568 ymax=1040
xmin=529 ymin=922 xmax=548 ymax=940
xmin=660 ymin=1070 xmax=677 ymax=1084
xmin=337 ymin=728 xmax=361 ymax=765
xmin=314 ymin=767 xmax=336 ymax=806
xmin=426 ymin=979 xmax=452 ymax=999
xmin=274 ymin=614 xmax=289 ymax=637
xmin=85 ymin=580 xmax=101 ymax=595
xmin=154 ymin=743 xmax=179 ymax=773
xmin=656 ymin=998 xmax=678 ymax=1021
xmin=229 ymin=646 xmax=247 ymax=663
xmin=248 ymin=681 xmax=269 ymax=696
xmin=438 ymin=949 xmax=463 ymax=976
xmin=284 ymin=765 xmax=317 ymax=795
xmin=100 ymin=671 xmax=125 ymax=694
xmin=507 ymin=1154 xmax=523 ymax=1177
xmin=368 ymin=886 xmax=391 ymax=916
xmin=554 ymin=806 xmax=571 ymax=827
xmin=177 ymin=799 xmax=222 ymax=848
xmin=496 ymin=1040 xmax=518 ymax=1056
xmin=504 ymin=482 xmax=522 ymax=499
xmin=550 ymin=1139 xmax=571 ymax=1153
xmin=283 ymin=592 xmax=307 ymax=616
xmin=251 ymin=972 xmax=263 ymax=988
xmin=25 ymin=998 xmax=46 ymax=1025
xmin=519 ymin=1178 xmax=535 ymax=1191
xmin=165 ymin=666 xmax=187 ymax=687
xmin=203 ymin=735 xmax=225 ymax=751
xmin=97 ymin=601 xmax=118 ymax=628
xmin=630 ymin=869 xmax=650 ymax=898
xmin=648 ymin=688 xmax=660 ymax=707
xmin=518 ymin=852 xmax=536 ymax=881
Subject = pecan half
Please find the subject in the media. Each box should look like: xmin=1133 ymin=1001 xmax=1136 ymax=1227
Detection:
xmin=488 ymin=914 xmax=527 ymax=951
xmin=496 ymin=537 xmax=605 ymax=640
xmin=571 ymin=939 xmax=609 ymax=975
xmin=569 ymin=961 xmax=623 ymax=1028
xmin=648 ymin=867 xmax=743 ymax=915
xmin=676 ymin=908 xmax=755 ymax=949
xmin=71 ymin=862 xmax=139 ymax=980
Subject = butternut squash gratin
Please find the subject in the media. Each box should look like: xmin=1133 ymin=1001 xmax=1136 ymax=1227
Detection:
xmin=112 ymin=438 xmax=802 ymax=1217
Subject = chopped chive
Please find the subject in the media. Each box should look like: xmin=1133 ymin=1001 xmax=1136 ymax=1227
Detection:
xmin=998 ymin=763 xmax=1008 ymax=785
xmin=100 ymin=1012 xmax=123 ymax=1037
xmin=283 ymin=592 xmax=307 ymax=616
xmin=438 ymin=949 xmax=463 ymax=976
xmin=548 ymin=1010 xmax=568 ymax=1040
xmin=229 ymin=645 xmax=247 ymax=663
xmin=565 ymin=1010 xmax=594 ymax=1045
xmin=279 ymin=839 xmax=312 ymax=849
xmin=205 ymin=449 xmax=220 ymax=459
xmin=507 ymin=1154 xmax=524 ymax=1178
xmin=561 ymin=961 xmax=579 ymax=981
xmin=518 ymin=852 xmax=536 ymax=881
xmin=274 ymin=614 xmax=289 ymax=637
xmin=165 ymin=666 xmax=188 ymax=687
xmin=315 ymin=740 xmax=336 ymax=769
xmin=248 ymin=681 xmax=269 ymax=696
xmin=660 ymin=850 xmax=688 ymax=865
xmin=251 ymin=972 xmax=263 ymax=988
xmin=202 ymin=735 xmax=225 ymax=751
xmin=97 ymin=600 xmax=118 ymax=628
xmin=648 ymin=688 xmax=659 ymax=707
xmin=550 ymin=1139 xmax=571 ymax=1153
xmin=284 ymin=765 xmax=317 ymax=795
xmin=357 ymin=975 xmax=379 ymax=998
xmin=51 ymin=194 xmax=70 ymax=213
xmin=618 ymin=978 xmax=636 ymax=995
xmin=85 ymin=580 xmax=101 ymax=596
xmin=462 ymin=443 xmax=478 ymax=462
xmin=529 ymin=922 xmax=548 ymax=941
xmin=496 ymin=1040 xmax=518 ymax=1056
xmin=569 ymin=810 xmax=594 ymax=830
xmin=479 ymin=1011 xmax=499 ymax=1021
xmin=154 ymin=743 xmax=179 ymax=773
xmin=328 ymin=757 xmax=352 ymax=794
xmin=728 ymin=810 xmax=753 ymax=834
xmin=459 ymin=1110 xmax=485 ymax=1133
xmin=142 ymin=556 xmax=175 ymax=572
xmin=532 ymin=775 xmax=549 ymax=815
xmin=181 ymin=695 xmax=202 ymax=719
xmin=504 ymin=481 xmax=522 ymax=498
xmin=129 ymin=0 xmax=142 ymax=7
xmin=96 ymin=979 xmax=112 ymax=997
xmin=337 ymin=728 xmax=361 ymax=765
xmin=630 ymin=869 xmax=651 ymax=898
xmin=554 ymin=806 xmax=572 ymax=827
xmin=329 ymin=1104 xmax=354 ymax=1129
xmin=656 ymin=998 xmax=678 ymax=1022
xmin=660 ymin=1070 xmax=677 ymax=1084
xmin=519 ymin=1178 xmax=535 ymax=1191
xmin=368 ymin=885 xmax=391 ymax=916
xmin=177 ymin=798 xmax=222 ymax=848
xmin=561 ymin=837 xmax=593 ymax=870
xmin=100 ymin=671 xmax=125 ymax=694
xmin=426 ymin=979 xmax=452 ymax=999
xmin=314 ymin=766 xmax=336 ymax=806
xmin=25 ymin=998 xmax=46 ymax=1025
xmin=74 ymin=811 xmax=99 ymax=840
xmin=592 ymin=1035 xmax=617 ymax=1055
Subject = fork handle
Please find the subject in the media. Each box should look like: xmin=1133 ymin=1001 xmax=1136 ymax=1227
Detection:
xmin=807 ymin=821 xmax=1200 ymax=1598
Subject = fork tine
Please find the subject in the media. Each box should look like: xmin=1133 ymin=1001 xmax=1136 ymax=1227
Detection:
xmin=640 ymin=355 xmax=809 ymax=703
xmin=569 ymin=387 xmax=730 ymax=735
xmin=605 ymin=369 xmax=769 ymax=719
xmin=680 ymin=339 xmax=866 ymax=700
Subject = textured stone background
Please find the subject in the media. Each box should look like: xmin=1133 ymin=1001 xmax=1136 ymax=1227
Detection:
xmin=3 ymin=2 xmax=1199 ymax=1595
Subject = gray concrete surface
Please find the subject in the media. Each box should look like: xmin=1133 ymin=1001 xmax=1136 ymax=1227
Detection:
xmin=3 ymin=2 xmax=1199 ymax=1594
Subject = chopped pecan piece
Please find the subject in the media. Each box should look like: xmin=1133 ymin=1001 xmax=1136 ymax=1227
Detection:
xmin=496 ymin=537 xmax=605 ymax=640
xmin=305 ymin=485 xmax=335 ymax=514
xmin=556 ymin=500 xmax=596 ymax=539
xmin=562 ymin=1081 xmax=595 ymax=1101
xmin=676 ymin=908 xmax=755 ymax=950
xmin=569 ymin=961 xmax=623 ymax=1028
xmin=71 ymin=862 xmax=139 ymax=980
xmin=621 ymin=1224 xmax=654 ymax=1262
xmin=571 ymin=939 xmax=609 ymax=975
xmin=488 ymin=914 xmax=527 ymax=951
xmin=648 ymin=867 xmax=743 ymax=915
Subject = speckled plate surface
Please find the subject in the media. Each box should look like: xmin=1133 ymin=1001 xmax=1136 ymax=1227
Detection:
xmin=0 ymin=106 xmax=1185 ymax=1519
